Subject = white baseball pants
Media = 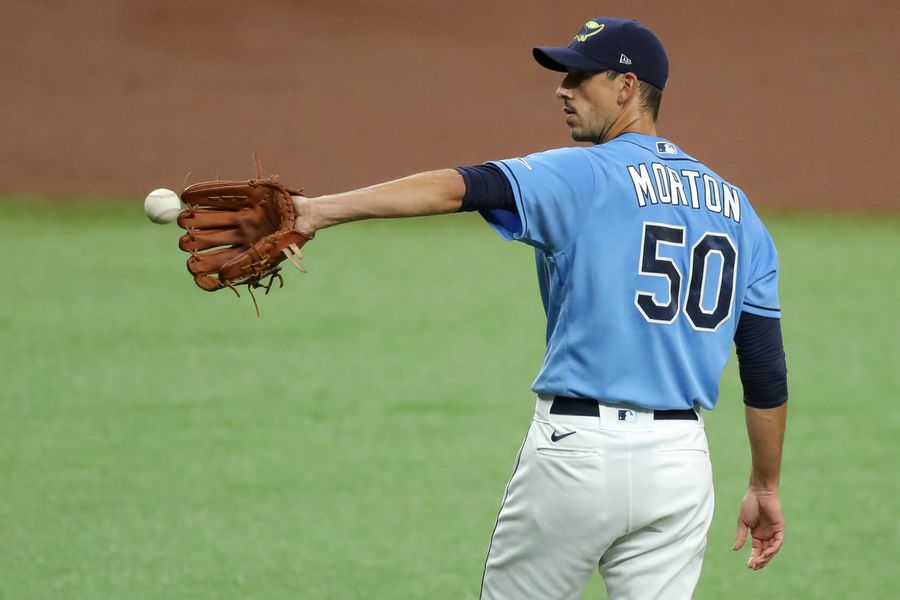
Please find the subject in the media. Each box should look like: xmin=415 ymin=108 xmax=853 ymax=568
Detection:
xmin=480 ymin=396 xmax=715 ymax=600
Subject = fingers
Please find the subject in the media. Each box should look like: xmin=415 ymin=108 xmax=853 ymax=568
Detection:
xmin=732 ymin=520 xmax=749 ymax=551
xmin=748 ymin=551 xmax=771 ymax=570
xmin=746 ymin=532 xmax=784 ymax=570
xmin=756 ymin=531 xmax=784 ymax=566
xmin=746 ymin=539 xmax=763 ymax=569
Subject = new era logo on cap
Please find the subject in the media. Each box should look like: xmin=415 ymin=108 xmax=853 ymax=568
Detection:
xmin=619 ymin=53 xmax=632 ymax=65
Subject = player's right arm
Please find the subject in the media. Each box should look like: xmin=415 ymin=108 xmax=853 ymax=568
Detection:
xmin=731 ymin=311 xmax=788 ymax=570
xmin=734 ymin=402 xmax=787 ymax=570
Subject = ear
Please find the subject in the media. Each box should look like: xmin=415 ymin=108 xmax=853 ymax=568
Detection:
xmin=618 ymin=72 xmax=640 ymax=104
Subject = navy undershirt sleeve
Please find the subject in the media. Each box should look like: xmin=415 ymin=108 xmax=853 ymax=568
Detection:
xmin=734 ymin=312 xmax=789 ymax=408
xmin=455 ymin=164 xmax=517 ymax=212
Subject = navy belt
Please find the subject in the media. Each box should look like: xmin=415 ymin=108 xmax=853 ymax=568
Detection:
xmin=551 ymin=397 xmax=698 ymax=421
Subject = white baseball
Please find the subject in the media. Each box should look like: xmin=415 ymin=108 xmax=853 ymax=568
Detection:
xmin=143 ymin=188 xmax=183 ymax=224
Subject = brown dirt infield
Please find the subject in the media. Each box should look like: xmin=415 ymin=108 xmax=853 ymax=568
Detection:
xmin=2 ymin=1 xmax=898 ymax=210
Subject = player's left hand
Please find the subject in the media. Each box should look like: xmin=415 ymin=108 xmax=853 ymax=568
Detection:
xmin=177 ymin=154 xmax=309 ymax=298
xmin=291 ymin=194 xmax=318 ymax=239
xmin=732 ymin=489 xmax=785 ymax=570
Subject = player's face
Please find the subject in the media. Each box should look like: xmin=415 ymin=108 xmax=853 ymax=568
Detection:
xmin=556 ymin=69 xmax=621 ymax=144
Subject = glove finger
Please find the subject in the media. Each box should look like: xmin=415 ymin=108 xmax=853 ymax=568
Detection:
xmin=182 ymin=180 xmax=262 ymax=209
xmin=187 ymin=247 xmax=244 ymax=276
xmin=219 ymin=237 xmax=286 ymax=282
xmin=178 ymin=206 xmax=268 ymax=230
xmin=218 ymin=230 xmax=308 ymax=281
xmin=179 ymin=228 xmax=246 ymax=252
xmin=193 ymin=273 xmax=225 ymax=291
xmin=178 ymin=209 xmax=239 ymax=230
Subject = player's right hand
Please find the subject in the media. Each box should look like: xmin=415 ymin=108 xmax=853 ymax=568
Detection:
xmin=732 ymin=489 xmax=785 ymax=570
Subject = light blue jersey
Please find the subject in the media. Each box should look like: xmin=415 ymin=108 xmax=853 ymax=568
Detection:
xmin=482 ymin=133 xmax=780 ymax=410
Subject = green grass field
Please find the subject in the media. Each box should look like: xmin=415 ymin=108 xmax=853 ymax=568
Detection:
xmin=1 ymin=198 xmax=897 ymax=599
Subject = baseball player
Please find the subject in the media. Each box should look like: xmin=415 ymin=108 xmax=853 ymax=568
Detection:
xmin=290 ymin=17 xmax=788 ymax=600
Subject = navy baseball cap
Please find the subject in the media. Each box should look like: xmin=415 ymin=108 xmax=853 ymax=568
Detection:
xmin=533 ymin=18 xmax=669 ymax=89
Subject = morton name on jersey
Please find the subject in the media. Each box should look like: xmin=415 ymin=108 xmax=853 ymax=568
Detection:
xmin=480 ymin=133 xmax=780 ymax=411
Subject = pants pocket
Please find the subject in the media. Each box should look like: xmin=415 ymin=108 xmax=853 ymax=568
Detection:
xmin=532 ymin=419 xmax=599 ymax=458
xmin=535 ymin=446 xmax=600 ymax=458
xmin=657 ymin=447 xmax=709 ymax=456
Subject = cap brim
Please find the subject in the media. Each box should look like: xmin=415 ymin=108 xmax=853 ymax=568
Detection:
xmin=533 ymin=46 xmax=610 ymax=72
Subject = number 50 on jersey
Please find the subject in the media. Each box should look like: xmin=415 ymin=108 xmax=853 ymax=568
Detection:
xmin=635 ymin=222 xmax=737 ymax=332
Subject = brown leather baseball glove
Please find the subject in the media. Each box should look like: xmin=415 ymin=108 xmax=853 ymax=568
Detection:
xmin=177 ymin=155 xmax=309 ymax=309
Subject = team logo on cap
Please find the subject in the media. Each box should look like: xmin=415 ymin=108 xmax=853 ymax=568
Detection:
xmin=573 ymin=20 xmax=604 ymax=42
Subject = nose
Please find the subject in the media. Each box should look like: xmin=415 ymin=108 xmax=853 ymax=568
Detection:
xmin=556 ymin=85 xmax=572 ymax=100
xmin=556 ymin=73 xmax=575 ymax=100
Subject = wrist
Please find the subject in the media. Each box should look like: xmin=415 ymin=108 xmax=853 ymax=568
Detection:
xmin=291 ymin=194 xmax=321 ymax=238
xmin=748 ymin=476 xmax=780 ymax=493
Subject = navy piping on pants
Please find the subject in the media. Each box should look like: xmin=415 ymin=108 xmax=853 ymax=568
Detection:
xmin=479 ymin=421 xmax=534 ymax=599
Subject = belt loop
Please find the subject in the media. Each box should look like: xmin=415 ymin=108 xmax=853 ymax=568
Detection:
xmin=535 ymin=395 xmax=554 ymax=420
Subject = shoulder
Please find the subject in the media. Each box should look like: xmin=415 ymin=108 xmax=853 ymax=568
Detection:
xmin=494 ymin=147 xmax=596 ymax=186
xmin=517 ymin=146 xmax=594 ymax=169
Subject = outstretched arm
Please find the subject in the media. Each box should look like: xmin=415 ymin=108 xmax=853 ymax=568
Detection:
xmin=733 ymin=403 xmax=787 ymax=570
xmin=292 ymin=169 xmax=466 ymax=238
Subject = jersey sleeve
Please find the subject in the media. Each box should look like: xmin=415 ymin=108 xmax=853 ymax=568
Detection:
xmin=742 ymin=224 xmax=782 ymax=319
xmin=480 ymin=148 xmax=596 ymax=254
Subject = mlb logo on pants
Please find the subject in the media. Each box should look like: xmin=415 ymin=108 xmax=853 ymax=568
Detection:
xmin=618 ymin=409 xmax=637 ymax=422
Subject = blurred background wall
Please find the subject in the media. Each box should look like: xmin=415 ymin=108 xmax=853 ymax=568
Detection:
xmin=2 ymin=0 xmax=897 ymax=209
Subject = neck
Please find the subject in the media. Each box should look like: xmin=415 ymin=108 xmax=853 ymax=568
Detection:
xmin=601 ymin=113 xmax=657 ymax=143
